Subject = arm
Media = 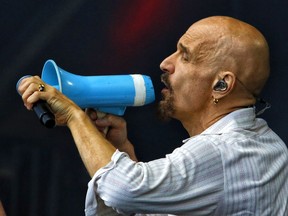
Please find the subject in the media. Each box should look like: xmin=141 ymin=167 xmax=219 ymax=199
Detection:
xmin=85 ymin=109 xmax=138 ymax=161
xmin=92 ymin=140 xmax=224 ymax=215
xmin=18 ymin=76 xmax=117 ymax=176
xmin=67 ymin=109 xmax=116 ymax=176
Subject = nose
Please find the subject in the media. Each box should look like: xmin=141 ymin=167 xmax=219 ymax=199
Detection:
xmin=160 ymin=53 xmax=175 ymax=74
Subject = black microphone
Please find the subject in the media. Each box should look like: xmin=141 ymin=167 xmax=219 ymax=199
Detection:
xmin=16 ymin=75 xmax=56 ymax=128
xmin=32 ymin=100 xmax=55 ymax=128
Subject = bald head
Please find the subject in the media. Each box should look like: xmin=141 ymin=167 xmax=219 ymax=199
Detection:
xmin=187 ymin=16 xmax=270 ymax=97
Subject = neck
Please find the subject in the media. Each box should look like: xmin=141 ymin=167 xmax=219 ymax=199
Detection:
xmin=180 ymin=110 xmax=227 ymax=137
xmin=179 ymin=103 xmax=253 ymax=137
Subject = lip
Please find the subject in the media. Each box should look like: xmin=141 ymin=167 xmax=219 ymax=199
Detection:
xmin=160 ymin=80 xmax=169 ymax=94
xmin=161 ymin=76 xmax=169 ymax=89
xmin=160 ymin=73 xmax=172 ymax=96
xmin=161 ymin=88 xmax=169 ymax=94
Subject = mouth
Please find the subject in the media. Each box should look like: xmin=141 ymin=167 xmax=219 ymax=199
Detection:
xmin=160 ymin=73 xmax=171 ymax=92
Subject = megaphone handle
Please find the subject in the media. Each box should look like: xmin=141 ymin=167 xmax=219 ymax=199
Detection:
xmin=96 ymin=111 xmax=109 ymax=135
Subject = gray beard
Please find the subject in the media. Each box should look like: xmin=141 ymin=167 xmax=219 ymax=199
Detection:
xmin=157 ymin=92 xmax=175 ymax=121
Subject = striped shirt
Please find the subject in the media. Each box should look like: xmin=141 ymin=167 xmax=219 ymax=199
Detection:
xmin=85 ymin=108 xmax=288 ymax=215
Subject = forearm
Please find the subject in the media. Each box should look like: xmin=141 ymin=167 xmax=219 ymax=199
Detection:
xmin=67 ymin=109 xmax=116 ymax=177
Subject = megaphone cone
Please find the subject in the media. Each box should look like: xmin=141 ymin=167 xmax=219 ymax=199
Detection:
xmin=41 ymin=60 xmax=155 ymax=115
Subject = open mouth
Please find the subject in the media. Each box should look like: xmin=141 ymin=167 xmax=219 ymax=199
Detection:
xmin=160 ymin=73 xmax=171 ymax=91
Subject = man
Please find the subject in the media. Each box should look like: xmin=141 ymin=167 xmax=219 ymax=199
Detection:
xmin=18 ymin=16 xmax=288 ymax=215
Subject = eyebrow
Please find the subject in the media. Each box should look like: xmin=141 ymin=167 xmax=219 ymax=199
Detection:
xmin=178 ymin=43 xmax=189 ymax=54
xmin=178 ymin=42 xmax=193 ymax=62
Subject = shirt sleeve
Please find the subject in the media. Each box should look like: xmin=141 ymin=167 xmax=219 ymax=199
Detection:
xmin=85 ymin=138 xmax=224 ymax=215
xmin=85 ymin=150 xmax=124 ymax=216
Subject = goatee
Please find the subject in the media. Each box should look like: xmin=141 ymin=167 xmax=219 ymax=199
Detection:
xmin=157 ymin=73 xmax=175 ymax=121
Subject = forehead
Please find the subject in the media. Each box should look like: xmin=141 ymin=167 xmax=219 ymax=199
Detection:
xmin=177 ymin=24 xmax=210 ymax=49
xmin=177 ymin=24 xmax=225 ymax=65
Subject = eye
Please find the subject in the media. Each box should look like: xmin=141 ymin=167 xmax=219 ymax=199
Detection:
xmin=181 ymin=52 xmax=190 ymax=62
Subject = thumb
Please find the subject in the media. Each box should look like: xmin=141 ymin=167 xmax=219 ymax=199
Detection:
xmin=95 ymin=117 xmax=110 ymax=127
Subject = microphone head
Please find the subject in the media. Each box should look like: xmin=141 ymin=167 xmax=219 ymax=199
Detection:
xmin=16 ymin=75 xmax=32 ymax=95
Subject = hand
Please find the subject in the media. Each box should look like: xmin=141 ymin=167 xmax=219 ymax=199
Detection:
xmin=0 ymin=201 xmax=6 ymax=216
xmin=17 ymin=76 xmax=82 ymax=126
xmin=85 ymin=109 xmax=137 ymax=161
xmin=85 ymin=109 xmax=128 ymax=147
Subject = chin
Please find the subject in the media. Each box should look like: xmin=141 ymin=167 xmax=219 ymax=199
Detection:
xmin=157 ymin=98 xmax=175 ymax=121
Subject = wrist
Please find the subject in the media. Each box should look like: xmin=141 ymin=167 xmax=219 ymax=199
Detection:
xmin=66 ymin=108 xmax=87 ymax=129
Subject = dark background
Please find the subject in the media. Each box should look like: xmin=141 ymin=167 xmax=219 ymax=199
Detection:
xmin=0 ymin=0 xmax=287 ymax=215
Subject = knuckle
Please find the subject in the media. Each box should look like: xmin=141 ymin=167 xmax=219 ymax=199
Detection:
xmin=49 ymin=87 xmax=58 ymax=94
xmin=118 ymin=118 xmax=127 ymax=128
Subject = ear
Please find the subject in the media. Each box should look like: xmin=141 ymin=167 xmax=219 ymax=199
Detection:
xmin=212 ymin=71 xmax=236 ymax=98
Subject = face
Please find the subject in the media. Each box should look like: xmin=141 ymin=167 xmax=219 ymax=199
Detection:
xmin=158 ymin=26 xmax=217 ymax=121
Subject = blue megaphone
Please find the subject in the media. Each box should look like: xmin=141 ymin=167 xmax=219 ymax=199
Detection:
xmin=41 ymin=59 xmax=155 ymax=115
xmin=16 ymin=59 xmax=155 ymax=127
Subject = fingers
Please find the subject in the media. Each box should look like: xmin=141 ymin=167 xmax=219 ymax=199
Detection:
xmin=85 ymin=109 xmax=112 ymax=127
xmin=18 ymin=76 xmax=51 ymax=110
xmin=85 ymin=108 xmax=98 ymax=121
xmin=85 ymin=109 xmax=110 ymax=135
xmin=96 ymin=114 xmax=126 ymax=130
xmin=22 ymin=85 xmax=41 ymax=109
xmin=85 ymin=109 xmax=126 ymax=132
xmin=17 ymin=75 xmax=41 ymax=95
xmin=18 ymin=75 xmax=84 ymax=126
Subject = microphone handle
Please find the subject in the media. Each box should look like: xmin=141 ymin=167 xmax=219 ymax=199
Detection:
xmin=32 ymin=100 xmax=55 ymax=128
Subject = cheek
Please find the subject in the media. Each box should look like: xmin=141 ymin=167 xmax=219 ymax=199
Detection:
xmin=170 ymin=64 xmax=214 ymax=107
xmin=173 ymin=76 xmax=200 ymax=96
xmin=173 ymin=78 xmax=211 ymax=109
xmin=171 ymin=82 xmax=194 ymax=107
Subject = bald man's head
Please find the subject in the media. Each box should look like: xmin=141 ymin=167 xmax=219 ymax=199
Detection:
xmin=187 ymin=16 xmax=270 ymax=97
